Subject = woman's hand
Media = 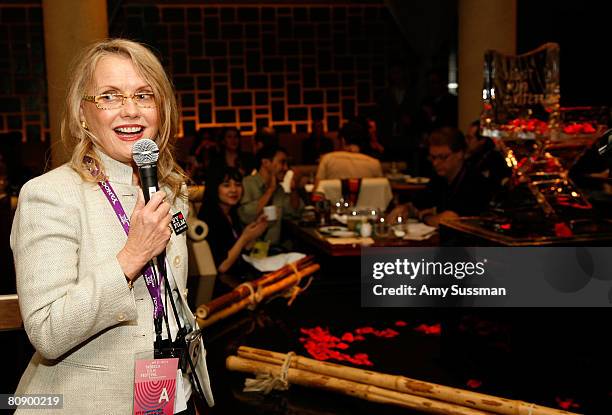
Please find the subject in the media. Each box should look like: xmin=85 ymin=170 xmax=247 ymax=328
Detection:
xmin=218 ymin=214 xmax=268 ymax=274
xmin=423 ymin=210 xmax=458 ymax=228
xmin=117 ymin=190 xmax=172 ymax=280
xmin=240 ymin=214 xmax=268 ymax=246
xmin=265 ymin=173 xmax=277 ymax=191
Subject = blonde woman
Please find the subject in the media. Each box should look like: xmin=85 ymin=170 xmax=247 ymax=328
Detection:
xmin=11 ymin=39 xmax=212 ymax=414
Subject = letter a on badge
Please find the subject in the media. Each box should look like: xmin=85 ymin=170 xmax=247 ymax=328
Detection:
xmin=159 ymin=388 xmax=169 ymax=403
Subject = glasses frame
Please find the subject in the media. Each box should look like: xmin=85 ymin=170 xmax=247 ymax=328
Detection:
xmin=82 ymin=92 xmax=156 ymax=110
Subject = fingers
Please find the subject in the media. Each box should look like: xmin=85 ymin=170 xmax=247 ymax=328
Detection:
xmin=134 ymin=189 xmax=145 ymax=211
xmin=145 ymin=190 xmax=167 ymax=209
xmin=142 ymin=190 xmax=171 ymax=218
xmin=159 ymin=212 xmax=172 ymax=236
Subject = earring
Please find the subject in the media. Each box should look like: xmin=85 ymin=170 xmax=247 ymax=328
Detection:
xmin=81 ymin=120 xmax=88 ymax=130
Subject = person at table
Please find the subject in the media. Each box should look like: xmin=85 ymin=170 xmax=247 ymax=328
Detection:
xmin=301 ymin=116 xmax=334 ymax=164
xmin=10 ymin=38 xmax=212 ymax=413
xmin=239 ymin=145 xmax=303 ymax=248
xmin=364 ymin=116 xmax=385 ymax=159
xmin=315 ymin=119 xmax=383 ymax=181
xmin=198 ymin=166 xmax=267 ymax=276
xmin=389 ymin=127 xmax=493 ymax=227
xmin=186 ymin=127 xmax=218 ymax=183
xmin=464 ymin=120 xmax=511 ymax=190
xmin=207 ymin=126 xmax=255 ymax=179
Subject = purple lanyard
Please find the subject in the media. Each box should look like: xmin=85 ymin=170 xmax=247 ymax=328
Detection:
xmin=97 ymin=179 xmax=165 ymax=320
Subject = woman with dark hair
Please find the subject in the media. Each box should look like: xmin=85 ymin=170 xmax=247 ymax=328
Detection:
xmin=198 ymin=166 xmax=267 ymax=275
xmin=187 ymin=127 xmax=219 ymax=183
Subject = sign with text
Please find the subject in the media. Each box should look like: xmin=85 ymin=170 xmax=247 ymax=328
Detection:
xmin=481 ymin=42 xmax=560 ymax=138
xmin=361 ymin=247 xmax=612 ymax=307
xmin=134 ymin=358 xmax=178 ymax=415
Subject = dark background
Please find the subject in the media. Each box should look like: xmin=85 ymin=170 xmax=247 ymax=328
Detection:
xmin=517 ymin=0 xmax=612 ymax=107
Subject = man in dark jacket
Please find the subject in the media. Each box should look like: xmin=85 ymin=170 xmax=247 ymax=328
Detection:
xmin=464 ymin=120 xmax=511 ymax=190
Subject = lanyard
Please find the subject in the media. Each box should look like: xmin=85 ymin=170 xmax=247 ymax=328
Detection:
xmin=97 ymin=179 xmax=165 ymax=321
xmin=87 ymin=157 xmax=186 ymax=349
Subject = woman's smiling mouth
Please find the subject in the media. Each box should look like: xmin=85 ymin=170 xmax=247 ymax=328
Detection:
xmin=114 ymin=125 xmax=145 ymax=140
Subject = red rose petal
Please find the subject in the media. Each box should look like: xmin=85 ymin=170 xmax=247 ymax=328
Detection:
xmin=414 ymin=323 xmax=441 ymax=335
xmin=466 ymin=379 xmax=482 ymax=388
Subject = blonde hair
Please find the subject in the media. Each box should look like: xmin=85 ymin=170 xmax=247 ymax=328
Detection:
xmin=61 ymin=38 xmax=187 ymax=200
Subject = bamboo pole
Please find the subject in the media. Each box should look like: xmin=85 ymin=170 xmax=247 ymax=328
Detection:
xmin=196 ymin=255 xmax=315 ymax=319
xmin=227 ymin=356 xmax=495 ymax=415
xmin=196 ymin=263 xmax=320 ymax=329
xmin=236 ymin=347 xmax=579 ymax=415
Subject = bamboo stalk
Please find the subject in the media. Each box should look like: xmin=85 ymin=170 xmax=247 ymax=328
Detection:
xmin=236 ymin=347 xmax=579 ymax=415
xmin=196 ymin=255 xmax=315 ymax=319
xmin=196 ymin=263 xmax=320 ymax=328
xmin=226 ymin=356 xmax=495 ymax=415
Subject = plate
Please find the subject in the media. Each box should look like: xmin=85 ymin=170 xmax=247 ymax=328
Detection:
xmin=386 ymin=173 xmax=405 ymax=180
xmin=319 ymin=226 xmax=348 ymax=234
xmin=330 ymin=230 xmax=357 ymax=238
xmin=405 ymin=176 xmax=430 ymax=184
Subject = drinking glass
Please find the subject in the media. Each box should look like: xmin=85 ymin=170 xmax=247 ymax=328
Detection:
xmin=374 ymin=217 xmax=391 ymax=238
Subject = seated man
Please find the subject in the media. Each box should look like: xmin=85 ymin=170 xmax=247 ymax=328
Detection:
xmin=390 ymin=127 xmax=493 ymax=227
xmin=239 ymin=145 xmax=303 ymax=247
xmin=315 ymin=120 xmax=383 ymax=181
xmin=465 ymin=120 xmax=511 ymax=189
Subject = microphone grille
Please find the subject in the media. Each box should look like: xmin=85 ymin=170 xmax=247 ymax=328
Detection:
xmin=132 ymin=139 xmax=159 ymax=166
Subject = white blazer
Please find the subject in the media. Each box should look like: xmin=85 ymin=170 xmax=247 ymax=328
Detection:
xmin=11 ymin=152 xmax=211 ymax=414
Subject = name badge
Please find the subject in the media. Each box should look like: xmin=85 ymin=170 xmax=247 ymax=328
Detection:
xmin=134 ymin=357 xmax=178 ymax=415
xmin=171 ymin=212 xmax=188 ymax=235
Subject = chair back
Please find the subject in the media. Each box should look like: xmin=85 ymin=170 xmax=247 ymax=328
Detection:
xmin=186 ymin=185 xmax=216 ymax=304
xmin=316 ymin=177 xmax=392 ymax=212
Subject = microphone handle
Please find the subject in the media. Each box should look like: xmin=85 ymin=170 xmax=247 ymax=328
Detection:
xmin=138 ymin=163 xmax=159 ymax=203
xmin=137 ymin=163 xmax=168 ymax=279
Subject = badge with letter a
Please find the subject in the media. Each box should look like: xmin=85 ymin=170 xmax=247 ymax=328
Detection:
xmin=133 ymin=358 xmax=178 ymax=415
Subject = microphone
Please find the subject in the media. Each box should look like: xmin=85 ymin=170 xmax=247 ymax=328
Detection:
xmin=132 ymin=138 xmax=160 ymax=202
xmin=132 ymin=138 xmax=168 ymax=280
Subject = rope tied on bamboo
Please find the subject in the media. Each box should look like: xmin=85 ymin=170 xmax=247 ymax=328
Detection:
xmin=243 ymin=351 xmax=296 ymax=394
xmin=236 ymin=282 xmax=264 ymax=310
xmin=278 ymin=262 xmax=312 ymax=306
xmin=283 ymin=276 xmax=314 ymax=306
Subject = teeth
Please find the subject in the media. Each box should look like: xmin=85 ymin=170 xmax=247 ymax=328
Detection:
xmin=115 ymin=126 xmax=143 ymax=133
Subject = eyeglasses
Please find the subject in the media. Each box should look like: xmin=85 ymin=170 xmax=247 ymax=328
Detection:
xmin=82 ymin=92 xmax=156 ymax=110
xmin=428 ymin=153 xmax=452 ymax=162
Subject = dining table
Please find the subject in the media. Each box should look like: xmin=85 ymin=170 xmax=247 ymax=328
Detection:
xmin=284 ymin=219 xmax=439 ymax=257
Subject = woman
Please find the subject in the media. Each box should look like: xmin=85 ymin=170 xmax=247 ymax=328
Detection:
xmin=206 ymin=127 xmax=255 ymax=180
xmin=198 ymin=166 xmax=267 ymax=277
xmin=187 ymin=127 xmax=219 ymax=183
xmin=10 ymin=39 xmax=212 ymax=413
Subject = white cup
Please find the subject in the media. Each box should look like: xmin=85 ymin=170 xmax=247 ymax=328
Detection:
xmin=360 ymin=222 xmax=372 ymax=237
xmin=263 ymin=205 xmax=278 ymax=221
